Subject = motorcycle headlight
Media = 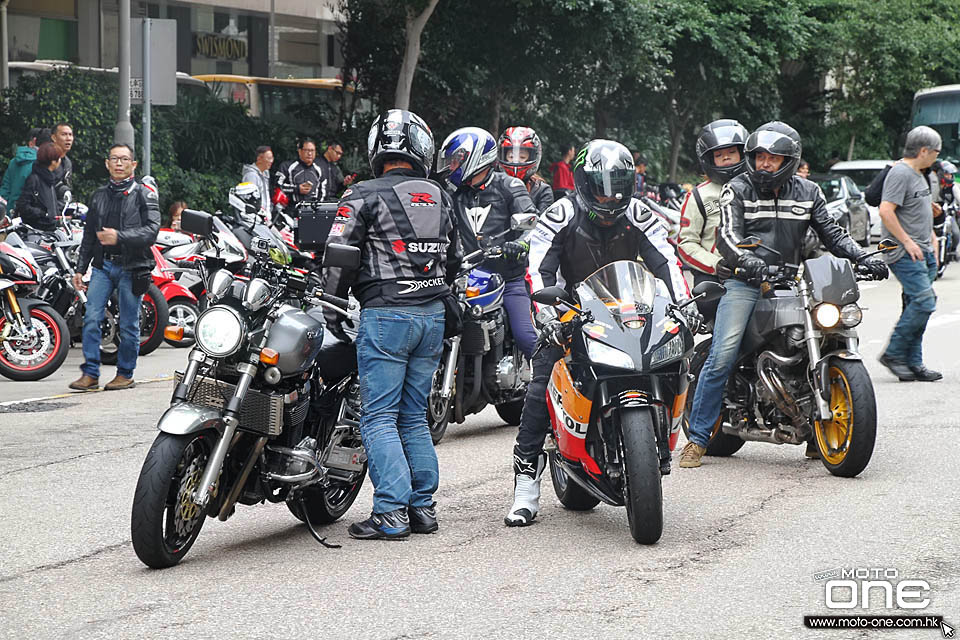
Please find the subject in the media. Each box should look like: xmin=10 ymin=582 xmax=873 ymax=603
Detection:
xmin=813 ymin=303 xmax=841 ymax=329
xmin=194 ymin=306 xmax=245 ymax=357
xmin=840 ymin=303 xmax=862 ymax=327
xmin=650 ymin=334 xmax=685 ymax=367
xmin=586 ymin=337 xmax=635 ymax=370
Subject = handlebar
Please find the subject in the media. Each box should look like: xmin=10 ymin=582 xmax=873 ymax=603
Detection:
xmin=318 ymin=292 xmax=350 ymax=310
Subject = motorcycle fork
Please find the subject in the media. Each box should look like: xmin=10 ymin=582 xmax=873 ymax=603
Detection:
xmin=799 ymin=280 xmax=832 ymax=421
xmin=440 ymin=336 xmax=461 ymax=400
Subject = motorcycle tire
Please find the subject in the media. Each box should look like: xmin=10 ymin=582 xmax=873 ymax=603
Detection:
xmin=101 ymin=284 xmax=169 ymax=364
xmin=813 ymin=359 xmax=877 ymax=478
xmin=164 ymin=297 xmax=198 ymax=348
xmin=682 ymin=339 xmax=746 ymax=457
xmin=287 ymin=471 xmax=366 ymax=525
xmin=621 ymin=407 xmax=663 ymax=545
xmin=0 ymin=303 xmax=70 ymax=381
xmin=427 ymin=358 xmax=453 ymax=445
xmin=549 ymin=452 xmax=600 ymax=511
xmin=495 ymin=399 xmax=524 ymax=426
xmin=131 ymin=430 xmax=215 ymax=569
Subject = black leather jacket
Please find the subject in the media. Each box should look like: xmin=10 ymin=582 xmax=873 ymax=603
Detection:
xmin=322 ymin=168 xmax=462 ymax=308
xmin=17 ymin=166 xmax=59 ymax=232
xmin=718 ymin=174 xmax=867 ymax=272
xmin=76 ymin=178 xmax=161 ymax=273
xmin=527 ymin=178 xmax=555 ymax=213
xmin=527 ymin=195 xmax=688 ymax=303
xmin=451 ymin=171 xmax=537 ymax=281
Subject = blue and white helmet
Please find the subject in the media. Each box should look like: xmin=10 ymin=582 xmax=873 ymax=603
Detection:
xmin=436 ymin=127 xmax=498 ymax=188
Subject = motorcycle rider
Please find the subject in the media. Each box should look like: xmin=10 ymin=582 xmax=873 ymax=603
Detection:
xmin=677 ymin=119 xmax=750 ymax=323
xmin=935 ymin=160 xmax=960 ymax=259
xmin=437 ymin=127 xmax=539 ymax=359
xmin=321 ymin=109 xmax=462 ymax=539
xmin=276 ymin=138 xmax=323 ymax=216
xmin=504 ymin=139 xmax=691 ymax=527
xmin=679 ymin=121 xmax=889 ymax=469
xmin=498 ymin=127 xmax=554 ymax=212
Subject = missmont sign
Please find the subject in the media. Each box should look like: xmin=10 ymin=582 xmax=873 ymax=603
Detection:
xmin=193 ymin=33 xmax=247 ymax=61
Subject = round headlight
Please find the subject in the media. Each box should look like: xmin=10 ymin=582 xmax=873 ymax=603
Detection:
xmin=813 ymin=303 xmax=841 ymax=329
xmin=840 ymin=303 xmax=863 ymax=327
xmin=195 ymin=306 xmax=245 ymax=357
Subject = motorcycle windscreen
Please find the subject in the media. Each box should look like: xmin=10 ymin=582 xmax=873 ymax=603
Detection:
xmin=211 ymin=217 xmax=248 ymax=263
xmin=801 ymin=254 xmax=859 ymax=305
xmin=578 ymin=260 xmax=658 ymax=330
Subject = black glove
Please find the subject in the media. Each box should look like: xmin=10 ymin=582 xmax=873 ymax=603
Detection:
xmin=540 ymin=320 xmax=573 ymax=348
xmin=861 ymin=255 xmax=889 ymax=280
xmin=735 ymin=254 xmax=767 ymax=283
xmin=715 ymin=259 xmax=733 ymax=280
xmin=502 ymin=240 xmax=529 ymax=263
xmin=679 ymin=304 xmax=703 ymax=333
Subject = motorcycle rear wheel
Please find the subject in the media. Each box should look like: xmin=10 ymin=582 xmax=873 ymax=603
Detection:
xmin=101 ymin=284 xmax=169 ymax=364
xmin=549 ymin=452 xmax=600 ymax=511
xmin=495 ymin=399 xmax=524 ymax=426
xmin=287 ymin=470 xmax=366 ymax=525
xmin=682 ymin=339 xmax=745 ymax=456
xmin=621 ymin=407 xmax=663 ymax=544
xmin=131 ymin=430 xmax=215 ymax=569
xmin=814 ymin=359 xmax=877 ymax=478
xmin=164 ymin=297 xmax=198 ymax=348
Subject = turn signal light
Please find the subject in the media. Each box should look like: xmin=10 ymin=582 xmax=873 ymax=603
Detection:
xmin=465 ymin=287 xmax=480 ymax=298
xmin=260 ymin=348 xmax=280 ymax=365
xmin=164 ymin=326 xmax=184 ymax=342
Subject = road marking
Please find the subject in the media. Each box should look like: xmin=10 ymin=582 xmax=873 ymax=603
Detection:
xmin=859 ymin=283 xmax=878 ymax=291
xmin=0 ymin=375 xmax=175 ymax=408
xmin=927 ymin=312 xmax=960 ymax=328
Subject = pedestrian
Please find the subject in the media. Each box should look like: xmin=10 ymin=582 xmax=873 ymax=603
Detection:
xmin=0 ymin=127 xmax=41 ymax=210
xmin=796 ymin=159 xmax=810 ymax=179
xmin=634 ymin=153 xmax=651 ymax=194
xmin=679 ymin=122 xmax=887 ymax=469
xmin=51 ymin=122 xmax=75 ymax=208
xmin=16 ymin=142 xmax=63 ymax=232
xmin=276 ymin=138 xmax=323 ymax=215
xmin=68 ymin=143 xmax=160 ymax=392
xmin=876 ymin=126 xmax=943 ymax=382
xmin=321 ymin=109 xmax=461 ymax=539
xmin=549 ymin=143 xmax=576 ymax=201
xmin=316 ymin=140 xmax=356 ymax=201
xmin=168 ymin=200 xmax=187 ymax=231
xmin=242 ymin=145 xmax=274 ymax=221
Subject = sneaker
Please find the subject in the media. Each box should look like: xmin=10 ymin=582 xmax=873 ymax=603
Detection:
xmin=504 ymin=451 xmax=545 ymax=527
xmin=104 ymin=375 xmax=136 ymax=390
xmin=68 ymin=375 xmax=99 ymax=391
xmin=804 ymin=439 xmax=821 ymax=459
xmin=909 ymin=365 xmax=942 ymax=381
xmin=409 ymin=503 xmax=438 ymax=534
xmin=678 ymin=442 xmax=706 ymax=468
xmin=348 ymin=508 xmax=411 ymax=540
xmin=877 ymin=354 xmax=916 ymax=381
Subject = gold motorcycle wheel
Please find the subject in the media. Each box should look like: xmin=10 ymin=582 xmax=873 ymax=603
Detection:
xmin=814 ymin=360 xmax=877 ymax=478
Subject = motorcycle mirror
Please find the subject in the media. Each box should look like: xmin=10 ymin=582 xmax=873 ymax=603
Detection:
xmin=181 ymin=209 xmax=215 ymax=236
xmin=323 ymin=243 xmax=361 ymax=269
xmin=737 ymin=235 xmax=762 ymax=249
xmin=510 ymin=213 xmax=538 ymax=231
xmin=877 ymin=239 xmax=899 ymax=252
xmin=531 ymin=286 xmax=569 ymax=306
xmin=691 ymin=280 xmax=726 ymax=303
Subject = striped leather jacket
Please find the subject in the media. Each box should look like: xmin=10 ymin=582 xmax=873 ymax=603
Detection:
xmin=677 ymin=180 xmax=723 ymax=275
xmin=718 ymin=174 xmax=866 ymax=272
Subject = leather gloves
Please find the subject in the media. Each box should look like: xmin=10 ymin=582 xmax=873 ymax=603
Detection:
xmin=735 ymin=254 xmax=767 ymax=283
xmin=502 ymin=240 xmax=529 ymax=263
xmin=861 ymin=255 xmax=889 ymax=280
xmin=541 ymin=320 xmax=573 ymax=348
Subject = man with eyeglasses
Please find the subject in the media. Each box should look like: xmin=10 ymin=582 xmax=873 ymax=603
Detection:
xmin=276 ymin=138 xmax=324 ymax=215
xmin=69 ymin=143 xmax=160 ymax=392
xmin=316 ymin=140 xmax=356 ymax=201
xmin=876 ymin=126 xmax=944 ymax=382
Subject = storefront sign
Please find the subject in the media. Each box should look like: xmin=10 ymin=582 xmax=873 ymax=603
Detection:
xmin=193 ymin=33 xmax=247 ymax=61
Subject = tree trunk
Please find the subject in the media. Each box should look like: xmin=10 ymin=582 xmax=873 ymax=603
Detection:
xmin=489 ymin=86 xmax=503 ymax=136
xmin=394 ymin=0 xmax=441 ymax=110
xmin=594 ymin=100 xmax=608 ymax=138
xmin=847 ymin=132 xmax=856 ymax=161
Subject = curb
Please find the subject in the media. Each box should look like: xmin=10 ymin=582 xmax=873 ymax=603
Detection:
xmin=0 ymin=375 xmax=175 ymax=408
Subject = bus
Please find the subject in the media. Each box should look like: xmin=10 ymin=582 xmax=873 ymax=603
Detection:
xmin=192 ymin=74 xmax=361 ymax=128
xmin=8 ymin=60 xmax=209 ymax=99
xmin=911 ymin=85 xmax=960 ymax=161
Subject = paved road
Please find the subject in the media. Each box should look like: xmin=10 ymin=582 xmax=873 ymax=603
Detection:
xmin=1 ymin=272 xmax=958 ymax=639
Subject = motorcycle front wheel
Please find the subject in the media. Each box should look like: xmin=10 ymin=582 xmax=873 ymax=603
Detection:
xmin=813 ymin=359 xmax=877 ymax=478
xmin=621 ymin=407 xmax=663 ymax=545
xmin=427 ymin=358 xmax=452 ymax=444
xmin=131 ymin=430 xmax=215 ymax=569
xmin=164 ymin=297 xmax=198 ymax=348
xmin=0 ymin=302 xmax=70 ymax=381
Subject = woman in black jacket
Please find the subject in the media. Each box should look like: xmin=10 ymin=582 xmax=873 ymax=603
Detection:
xmin=17 ymin=142 xmax=62 ymax=231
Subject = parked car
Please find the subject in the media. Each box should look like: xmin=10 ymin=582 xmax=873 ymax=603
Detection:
xmin=811 ymin=172 xmax=871 ymax=247
xmin=829 ymin=160 xmax=893 ymax=240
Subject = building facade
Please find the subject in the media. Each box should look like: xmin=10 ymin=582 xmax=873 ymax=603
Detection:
xmin=7 ymin=0 xmax=343 ymax=79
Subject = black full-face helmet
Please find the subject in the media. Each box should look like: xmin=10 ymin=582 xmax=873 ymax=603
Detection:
xmin=367 ymin=109 xmax=435 ymax=178
xmin=696 ymin=119 xmax=749 ymax=184
xmin=573 ymin=139 xmax=636 ymax=225
xmin=744 ymin=121 xmax=802 ymax=193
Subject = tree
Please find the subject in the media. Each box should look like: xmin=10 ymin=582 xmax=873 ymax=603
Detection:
xmin=395 ymin=0 xmax=442 ymax=109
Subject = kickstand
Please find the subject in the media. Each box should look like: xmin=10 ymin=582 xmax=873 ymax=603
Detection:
xmin=299 ymin=496 xmax=342 ymax=549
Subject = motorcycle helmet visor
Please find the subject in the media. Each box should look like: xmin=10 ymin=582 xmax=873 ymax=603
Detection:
xmin=585 ymin=168 xmax=635 ymax=210
xmin=706 ymin=124 xmax=749 ymax=150
xmin=749 ymin=130 xmax=800 ymax=158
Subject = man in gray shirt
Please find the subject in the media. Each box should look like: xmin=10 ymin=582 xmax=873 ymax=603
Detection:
xmin=877 ymin=125 xmax=942 ymax=382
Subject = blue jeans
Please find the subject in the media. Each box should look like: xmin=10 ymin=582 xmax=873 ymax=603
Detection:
xmin=884 ymin=251 xmax=937 ymax=367
xmin=356 ymin=300 xmax=444 ymax=513
xmin=503 ymin=278 xmax=537 ymax=359
xmin=687 ymin=279 xmax=760 ymax=447
xmin=81 ymin=260 xmax=142 ymax=379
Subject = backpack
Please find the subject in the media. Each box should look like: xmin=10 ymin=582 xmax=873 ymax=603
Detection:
xmin=864 ymin=165 xmax=893 ymax=207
